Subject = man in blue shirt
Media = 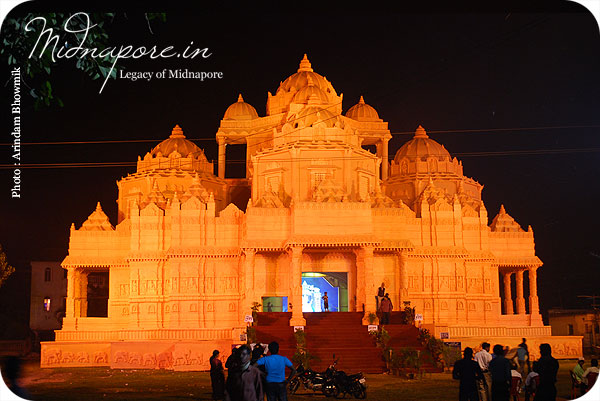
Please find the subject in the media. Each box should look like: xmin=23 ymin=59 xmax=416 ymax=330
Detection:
xmin=256 ymin=341 xmax=297 ymax=401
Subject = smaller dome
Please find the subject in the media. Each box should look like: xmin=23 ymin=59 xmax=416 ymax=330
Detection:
xmin=292 ymin=81 xmax=329 ymax=105
xmin=294 ymin=106 xmax=337 ymax=128
xmin=150 ymin=125 xmax=207 ymax=161
xmin=394 ymin=125 xmax=451 ymax=163
xmin=346 ymin=96 xmax=381 ymax=122
xmin=223 ymin=94 xmax=259 ymax=120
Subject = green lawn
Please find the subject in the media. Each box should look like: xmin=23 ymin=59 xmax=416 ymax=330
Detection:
xmin=7 ymin=360 xmax=582 ymax=401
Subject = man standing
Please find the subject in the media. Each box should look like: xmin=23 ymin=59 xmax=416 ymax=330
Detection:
xmin=322 ymin=292 xmax=329 ymax=311
xmin=379 ymin=293 xmax=393 ymax=325
xmin=474 ymin=342 xmax=493 ymax=401
xmin=377 ymin=282 xmax=386 ymax=310
xmin=489 ymin=344 xmax=511 ymax=401
xmin=534 ymin=343 xmax=559 ymax=401
xmin=256 ymin=341 xmax=296 ymax=401
xmin=225 ymin=345 xmax=264 ymax=401
xmin=573 ymin=357 xmax=586 ymax=395
xmin=453 ymin=347 xmax=483 ymax=401
xmin=517 ymin=338 xmax=530 ymax=375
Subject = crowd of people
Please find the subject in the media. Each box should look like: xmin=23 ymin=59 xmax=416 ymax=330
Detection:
xmin=452 ymin=338 xmax=561 ymax=401
xmin=209 ymin=341 xmax=296 ymax=401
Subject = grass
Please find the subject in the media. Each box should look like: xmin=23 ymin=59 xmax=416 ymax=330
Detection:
xmin=5 ymin=359 xmax=585 ymax=400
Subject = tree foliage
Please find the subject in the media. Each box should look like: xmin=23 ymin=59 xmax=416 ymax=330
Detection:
xmin=1 ymin=12 xmax=166 ymax=108
xmin=0 ymin=245 xmax=15 ymax=287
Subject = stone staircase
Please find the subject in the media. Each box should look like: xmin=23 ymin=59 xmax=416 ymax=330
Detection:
xmin=254 ymin=312 xmax=441 ymax=374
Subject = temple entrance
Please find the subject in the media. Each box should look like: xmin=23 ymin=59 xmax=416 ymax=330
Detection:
xmin=87 ymin=272 xmax=109 ymax=317
xmin=261 ymin=296 xmax=288 ymax=312
xmin=301 ymin=272 xmax=348 ymax=312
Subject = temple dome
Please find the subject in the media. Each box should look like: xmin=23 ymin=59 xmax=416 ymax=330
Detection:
xmin=346 ymin=96 xmax=381 ymax=122
xmin=295 ymin=106 xmax=337 ymax=128
xmin=394 ymin=125 xmax=451 ymax=162
xmin=277 ymin=54 xmax=336 ymax=95
xmin=292 ymin=83 xmax=329 ymax=105
xmin=150 ymin=125 xmax=207 ymax=160
xmin=223 ymin=94 xmax=259 ymax=120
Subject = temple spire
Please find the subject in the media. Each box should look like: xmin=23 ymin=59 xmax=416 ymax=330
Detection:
xmin=170 ymin=124 xmax=185 ymax=139
xmin=237 ymin=93 xmax=244 ymax=102
xmin=298 ymin=54 xmax=313 ymax=72
xmin=415 ymin=125 xmax=428 ymax=138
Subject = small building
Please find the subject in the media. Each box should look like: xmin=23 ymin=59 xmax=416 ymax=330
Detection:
xmin=30 ymin=261 xmax=67 ymax=341
xmin=548 ymin=308 xmax=600 ymax=354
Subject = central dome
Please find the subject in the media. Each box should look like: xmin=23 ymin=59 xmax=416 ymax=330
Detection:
xmin=292 ymin=82 xmax=329 ymax=105
xmin=150 ymin=125 xmax=207 ymax=160
xmin=394 ymin=125 xmax=451 ymax=162
xmin=277 ymin=54 xmax=336 ymax=95
xmin=295 ymin=106 xmax=337 ymax=128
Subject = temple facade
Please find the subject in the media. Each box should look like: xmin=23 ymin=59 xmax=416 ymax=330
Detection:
xmin=41 ymin=55 xmax=581 ymax=369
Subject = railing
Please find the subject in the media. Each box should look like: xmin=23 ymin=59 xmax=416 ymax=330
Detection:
xmin=55 ymin=328 xmax=237 ymax=342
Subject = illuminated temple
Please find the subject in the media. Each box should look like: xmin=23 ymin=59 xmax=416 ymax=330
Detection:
xmin=42 ymin=55 xmax=581 ymax=369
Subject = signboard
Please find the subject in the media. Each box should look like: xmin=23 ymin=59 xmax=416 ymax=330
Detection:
xmin=414 ymin=313 xmax=424 ymax=321
xmin=440 ymin=332 xmax=449 ymax=339
xmin=444 ymin=341 xmax=461 ymax=349
xmin=294 ymin=326 xmax=305 ymax=332
xmin=244 ymin=315 xmax=254 ymax=323
xmin=367 ymin=325 xmax=378 ymax=332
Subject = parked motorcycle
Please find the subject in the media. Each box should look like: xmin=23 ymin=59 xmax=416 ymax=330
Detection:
xmin=332 ymin=370 xmax=367 ymax=399
xmin=287 ymin=361 xmax=339 ymax=397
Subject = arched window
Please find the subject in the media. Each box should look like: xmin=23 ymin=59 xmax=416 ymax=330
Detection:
xmin=44 ymin=267 xmax=52 ymax=282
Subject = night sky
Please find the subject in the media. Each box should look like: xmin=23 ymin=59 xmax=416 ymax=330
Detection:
xmin=1 ymin=3 xmax=599 ymax=327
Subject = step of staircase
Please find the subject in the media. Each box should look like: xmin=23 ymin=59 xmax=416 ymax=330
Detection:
xmin=254 ymin=312 xmax=441 ymax=374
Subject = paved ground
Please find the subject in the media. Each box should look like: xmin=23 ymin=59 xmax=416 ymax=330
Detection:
xmin=1 ymin=358 xmax=587 ymax=400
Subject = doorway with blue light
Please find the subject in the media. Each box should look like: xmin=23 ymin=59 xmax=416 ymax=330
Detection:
xmin=301 ymin=272 xmax=348 ymax=312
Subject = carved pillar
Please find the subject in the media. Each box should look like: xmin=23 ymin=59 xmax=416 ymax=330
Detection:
xmin=217 ymin=138 xmax=227 ymax=179
xmin=78 ymin=270 xmax=88 ymax=318
xmin=398 ymin=251 xmax=409 ymax=306
xmin=355 ymin=250 xmax=366 ymax=313
xmin=528 ymin=267 xmax=540 ymax=316
xmin=382 ymin=139 xmax=389 ymax=180
xmin=289 ymin=246 xmax=306 ymax=326
xmin=65 ymin=268 xmax=76 ymax=318
xmin=242 ymin=249 xmax=256 ymax=319
xmin=515 ymin=270 xmax=526 ymax=314
xmin=362 ymin=246 xmax=378 ymax=325
xmin=503 ymin=272 xmax=513 ymax=315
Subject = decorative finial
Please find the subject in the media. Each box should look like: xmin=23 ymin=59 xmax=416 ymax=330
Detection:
xmin=170 ymin=124 xmax=185 ymax=139
xmin=70 ymin=223 xmax=75 ymax=231
xmin=237 ymin=94 xmax=244 ymax=102
xmin=152 ymin=180 xmax=160 ymax=191
xmin=359 ymin=95 xmax=365 ymax=104
xmin=96 ymin=202 xmax=102 ymax=211
xmin=298 ymin=54 xmax=313 ymax=72
xmin=307 ymin=75 xmax=314 ymax=86
xmin=499 ymin=204 xmax=506 ymax=214
xmin=415 ymin=125 xmax=428 ymax=138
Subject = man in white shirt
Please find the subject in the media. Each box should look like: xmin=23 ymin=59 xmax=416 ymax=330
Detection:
xmin=582 ymin=358 xmax=599 ymax=388
xmin=523 ymin=361 xmax=539 ymax=401
xmin=474 ymin=342 xmax=493 ymax=401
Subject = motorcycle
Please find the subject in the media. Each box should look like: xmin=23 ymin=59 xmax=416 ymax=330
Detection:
xmin=332 ymin=370 xmax=367 ymax=399
xmin=287 ymin=361 xmax=339 ymax=397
